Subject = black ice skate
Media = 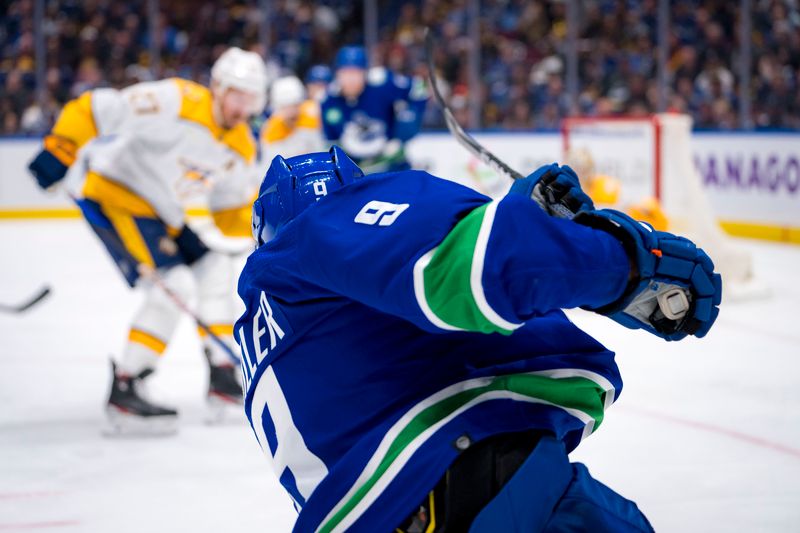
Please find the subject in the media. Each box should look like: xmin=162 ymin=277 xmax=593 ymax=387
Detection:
xmin=105 ymin=361 xmax=178 ymax=436
xmin=205 ymin=348 xmax=244 ymax=424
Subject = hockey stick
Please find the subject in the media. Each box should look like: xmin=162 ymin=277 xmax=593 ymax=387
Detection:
xmin=424 ymin=28 xmax=524 ymax=182
xmin=65 ymin=192 xmax=240 ymax=363
xmin=0 ymin=286 xmax=52 ymax=314
xmin=424 ymin=28 xmax=578 ymax=220
xmin=424 ymin=28 xmax=693 ymax=325
xmin=137 ymin=265 xmax=240 ymax=365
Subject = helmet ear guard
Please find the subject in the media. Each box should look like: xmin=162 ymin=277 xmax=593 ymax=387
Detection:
xmin=330 ymin=145 xmax=365 ymax=185
xmin=251 ymin=195 xmax=269 ymax=246
xmin=252 ymin=147 xmax=364 ymax=246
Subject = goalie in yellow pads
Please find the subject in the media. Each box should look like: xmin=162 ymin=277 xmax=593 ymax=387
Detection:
xmin=28 ymin=48 xmax=268 ymax=432
xmin=566 ymin=147 xmax=669 ymax=231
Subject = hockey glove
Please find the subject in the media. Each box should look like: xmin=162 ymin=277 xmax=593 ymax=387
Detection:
xmin=574 ymin=209 xmax=722 ymax=341
xmin=174 ymin=224 xmax=210 ymax=266
xmin=359 ymin=139 xmax=406 ymax=174
xmin=28 ymin=135 xmax=78 ymax=190
xmin=509 ymin=163 xmax=594 ymax=219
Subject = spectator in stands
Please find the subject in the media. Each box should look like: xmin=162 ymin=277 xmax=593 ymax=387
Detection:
xmin=1 ymin=0 xmax=799 ymax=134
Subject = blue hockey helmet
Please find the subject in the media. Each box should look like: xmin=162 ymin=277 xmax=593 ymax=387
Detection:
xmin=334 ymin=46 xmax=368 ymax=70
xmin=306 ymin=64 xmax=333 ymax=84
xmin=252 ymin=146 xmax=365 ymax=245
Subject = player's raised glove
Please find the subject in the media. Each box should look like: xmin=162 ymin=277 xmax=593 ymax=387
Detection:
xmin=28 ymin=135 xmax=78 ymax=190
xmin=509 ymin=163 xmax=594 ymax=219
xmin=574 ymin=208 xmax=722 ymax=341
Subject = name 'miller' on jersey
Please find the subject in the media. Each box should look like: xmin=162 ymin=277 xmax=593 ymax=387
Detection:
xmin=234 ymin=169 xmax=632 ymax=532
xmin=238 ymin=290 xmax=291 ymax=391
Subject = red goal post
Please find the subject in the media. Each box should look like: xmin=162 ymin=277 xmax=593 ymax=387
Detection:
xmin=561 ymin=115 xmax=663 ymax=204
xmin=561 ymin=113 xmax=759 ymax=295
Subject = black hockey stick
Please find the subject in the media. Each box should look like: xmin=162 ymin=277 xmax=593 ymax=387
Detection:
xmin=66 ymin=192 xmax=240 ymax=364
xmin=424 ymin=28 xmax=692 ymax=323
xmin=424 ymin=28 xmax=525 ymax=182
xmin=424 ymin=28 xmax=575 ymax=219
xmin=0 ymin=285 xmax=51 ymax=314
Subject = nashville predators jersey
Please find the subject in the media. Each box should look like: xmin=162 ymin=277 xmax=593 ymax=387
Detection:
xmin=260 ymin=100 xmax=326 ymax=163
xmin=57 ymin=78 xmax=257 ymax=236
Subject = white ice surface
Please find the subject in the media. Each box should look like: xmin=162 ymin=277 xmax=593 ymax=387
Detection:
xmin=1 ymin=220 xmax=799 ymax=532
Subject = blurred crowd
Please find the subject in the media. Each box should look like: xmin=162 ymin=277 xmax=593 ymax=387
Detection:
xmin=2 ymin=0 xmax=799 ymax=135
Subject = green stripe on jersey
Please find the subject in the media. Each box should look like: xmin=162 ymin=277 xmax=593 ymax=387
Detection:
xmin=319 ymin=372 xmax=610 ymax=532
xmin=417 ymin=202 xmax=519 ymax=335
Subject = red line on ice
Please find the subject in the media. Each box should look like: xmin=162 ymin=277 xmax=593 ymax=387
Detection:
xmin=0 ymin=521 xmax=80 ymax=530
xmin=622 ymin=405 xmax=800 ymax=459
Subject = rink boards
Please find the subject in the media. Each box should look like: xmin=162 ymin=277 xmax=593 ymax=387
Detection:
xmin=1 ymin=132 xmax=799 ymax=243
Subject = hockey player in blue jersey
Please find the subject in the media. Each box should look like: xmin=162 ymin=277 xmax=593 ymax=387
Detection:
xmin=320 ymin=46 xmax=427 ymax=174
xmin=236 ymin=147 xmax=722 ymax=532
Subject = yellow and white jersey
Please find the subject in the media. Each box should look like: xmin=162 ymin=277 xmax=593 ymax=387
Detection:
xmin=259 ymin=100 xmax=326 ymax=163
xmin=60 ymin=78 xmax=257 ymax=236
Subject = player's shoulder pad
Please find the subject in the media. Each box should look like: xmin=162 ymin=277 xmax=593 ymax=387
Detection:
xmin=273 ymin=169 xmax=490 ymax=266
xmin=172 ymin=77 xmax=211 ymax=102
xmin=367 ymin=67 xmax=389 ymax=87
xmin=337 ymin=169 xmax=489 ymax=208
xmin=221 ymin=122 xmax=257 ymax=163
xmin=298 ymin=100 xmax=321 ymax=128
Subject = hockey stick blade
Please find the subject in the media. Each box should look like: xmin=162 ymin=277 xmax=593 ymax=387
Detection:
xmin=424 ymin=28 xmax=524 ymax=182
xmin=0 ymin=286 xmax=52 ymax=314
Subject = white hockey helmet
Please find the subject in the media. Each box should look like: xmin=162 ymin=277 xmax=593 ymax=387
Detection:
xmin=270 ymin=76 xmax=306 ymax=110
xmin=211 ymin=47 xmax=269 ymax=115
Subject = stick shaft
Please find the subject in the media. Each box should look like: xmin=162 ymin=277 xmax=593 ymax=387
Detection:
xmin=424 ymin=28 xmax=525 ymax=182
xmin=0 ymin=286 xmax=51 ymax=313
xmin=139 ymin=266 xmax=240 ymax=364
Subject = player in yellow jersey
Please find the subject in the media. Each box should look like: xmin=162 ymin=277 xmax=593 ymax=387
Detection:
xmin=260 ymin=75 xmax=326 ymax=163
xmin=566 ymin=147 xmax=669 ymax=231
xmin=28 ymin=48 xmax=268 ymax=432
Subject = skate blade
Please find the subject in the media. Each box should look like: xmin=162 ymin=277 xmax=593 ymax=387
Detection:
xmin=103 ymin=406 xmax=178 ymax=438
xmin=204 ymin=393 xmax=244 ymax=426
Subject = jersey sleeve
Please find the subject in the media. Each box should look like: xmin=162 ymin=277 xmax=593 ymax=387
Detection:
xmin=271 ymin=173 xmax=630 ymax=335
xmin=386 ymin=73 xmax=428 ymax=142
xmin=48 ymin=91 xmax=99 ymax=161
xmin=208 ymin=156 xmax=260 ymax=238
xmin=320 ymin=94 xmax=344 ymax=141
xmin=43 ymin=89 xmax=115 ymax=169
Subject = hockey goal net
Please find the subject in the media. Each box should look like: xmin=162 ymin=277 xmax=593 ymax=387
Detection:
xmin=562 ymin=113 xmax=757 ymax=295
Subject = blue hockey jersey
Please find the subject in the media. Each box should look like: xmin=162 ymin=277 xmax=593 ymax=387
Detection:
xmin=320 ymin=68 xmax=426 ymax=164
xmin=235 ymin=170 xmax=632 ymax=532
